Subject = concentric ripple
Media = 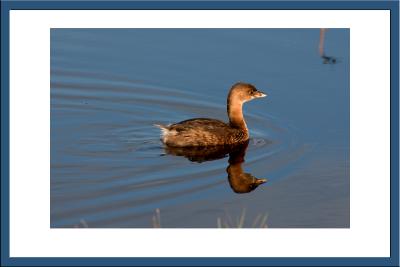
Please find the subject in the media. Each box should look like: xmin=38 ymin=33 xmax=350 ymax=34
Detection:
xmin=51 ymin=69 xmax=308 ymax=228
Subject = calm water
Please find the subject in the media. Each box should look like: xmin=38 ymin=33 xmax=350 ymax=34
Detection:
xmin=51 ymin=29 xmax=349 ymax=228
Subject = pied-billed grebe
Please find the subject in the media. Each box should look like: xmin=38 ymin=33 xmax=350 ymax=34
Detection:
xmin=156 ymin=82 xmax=267 ymax=147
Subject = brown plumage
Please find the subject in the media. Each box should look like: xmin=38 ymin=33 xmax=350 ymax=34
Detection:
xmin=155 ymin=82 xmax=267 ymax=147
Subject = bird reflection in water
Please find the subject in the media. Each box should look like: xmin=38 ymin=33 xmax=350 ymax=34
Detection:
xmin=164 ymin=140 xmax=267 ymax=194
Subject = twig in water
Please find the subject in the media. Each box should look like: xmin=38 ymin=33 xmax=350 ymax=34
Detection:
xmin=152 ymin=208 xmax=161 ymax=228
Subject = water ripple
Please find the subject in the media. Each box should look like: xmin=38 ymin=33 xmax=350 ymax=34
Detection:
xmin=51 ymin=69 xmax=306 ymax=227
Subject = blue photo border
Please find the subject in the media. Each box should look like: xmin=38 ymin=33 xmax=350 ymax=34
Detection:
xmin=1 ymin=1 xmax=398 ymax=266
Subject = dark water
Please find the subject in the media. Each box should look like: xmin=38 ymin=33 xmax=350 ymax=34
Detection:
xmin=51 ymin=29 xmax=349 ymax=228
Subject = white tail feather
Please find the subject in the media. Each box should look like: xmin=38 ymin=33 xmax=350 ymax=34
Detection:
xmin=154 ymin=124 xmax=170 ymax=138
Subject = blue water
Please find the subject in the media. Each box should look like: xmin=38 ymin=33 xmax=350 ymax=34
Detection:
xmin=51 ymin=29 xmax=349 ymax=228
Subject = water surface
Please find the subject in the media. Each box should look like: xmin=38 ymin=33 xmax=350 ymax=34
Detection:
xmin=51 ymin=29 xmax=349 ymax=228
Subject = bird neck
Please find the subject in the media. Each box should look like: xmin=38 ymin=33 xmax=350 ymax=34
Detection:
xmin=227 ymin=99 xmax=248 ymax=131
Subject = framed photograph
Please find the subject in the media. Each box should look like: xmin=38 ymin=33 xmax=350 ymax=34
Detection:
xmin=1 ymin=0 xmax=398 ymax=266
